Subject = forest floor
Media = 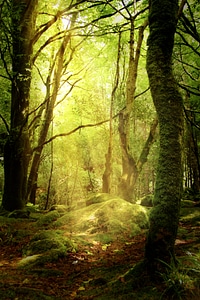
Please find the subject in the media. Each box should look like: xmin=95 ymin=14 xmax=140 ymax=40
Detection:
xmin=0 ymin=200 xmax=200 ymax=299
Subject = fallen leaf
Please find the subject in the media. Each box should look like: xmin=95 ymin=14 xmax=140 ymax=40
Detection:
xmin=78 ymin=286 xmax=85 ymax=291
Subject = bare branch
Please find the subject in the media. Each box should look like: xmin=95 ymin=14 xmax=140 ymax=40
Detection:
xmin=135 ymin=87 xmax=150 ymax=99
xmin=178 ymin=83 xmax=200 ymax=96
xmin=0 ymin=113 xmax=10 ymax=133
xmin=177 ymin=0 xmax=187 ymax=19
xmin=33 ymin=118 xmax=110 ymax=150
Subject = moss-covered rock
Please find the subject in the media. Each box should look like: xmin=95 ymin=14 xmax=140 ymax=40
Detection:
xmin=36 ymin=210 xmax=60 ymax=226
xmin=49 ymin=204 xmax=69 ymax=214
xmin=86 ymin=193 xmax=115 ymax=206
xmin=55 ymin=196 xmax=149 ymax=242
xmin=20 ymin=230 xmax=75 ymax=268
xmin=26 ymin=230 xmax=74 ymax=254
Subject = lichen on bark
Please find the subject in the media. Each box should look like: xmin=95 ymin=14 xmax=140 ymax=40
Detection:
xmin=145 ymin=0 xmax=184 ymax=273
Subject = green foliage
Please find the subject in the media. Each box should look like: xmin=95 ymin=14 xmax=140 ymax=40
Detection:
xmin=8 ymin=209 xmax=30 ymax=219
xmin=0 ymin=0 xmax=169 ymax=208
xmin=29 ymin=0 xmax=154 ymax=205
xmin=159 ymin=255 xmax=200 ymax=299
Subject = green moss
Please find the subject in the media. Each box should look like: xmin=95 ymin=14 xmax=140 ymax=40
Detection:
xmin=55 ymin=197 xmax=149 ymax=241
xmin=36 ymin=210 xmax=60 ymax=226
xmin=140 ymin=194 xmax=154 ymax=207
xmin=93 ymin=233 xmax=114 ymax=244
xmin=181 ymin=200 xmax=195 ymax=208
xmin=26 ymin=230 xmax=74 ymax=254
xmin=0 ymin=285 xmax=56 ymax=299
xmin=149 ymin=204 xmax=179 ymax=232
xmin=86 ymin=193 xmax=116 ymax=206
xmin=26 ymin=268 xmax=64 ymax=277
xmin=90 ymin=261 xmax=163 ymax=300
xmin=26 ymin=238 xmax=65 ymax=255
xmin=20 ymin=229 xmax=75 ymax=268
xmin=180 ymin=207 xmax=200 ymax=225
xmin=0 ymin=215 xmax=19 ymax=225
xmin=49 ymin=204 xmax=69 ymax=215
xmin=177 ymin=227 xmax=189 ymax=239
xmin=31 ymin=229 xmax=63 ymax=241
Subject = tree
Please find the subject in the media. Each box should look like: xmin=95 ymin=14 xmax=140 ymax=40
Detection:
xmin=2 ymin=0 xmax=38 ymax=211
xmin=174 ymin=0 xmax=200 ymax=193
xmin=26 ymin=12 xmax=79 ymax=204
xmin=0 ymin=0 xmax=159 ymax=209
xmin=145 ymin=0 xmax=184 ymax=275
xmin=102 ymin=31 xmax=121 ymax=193
xmin=117 ymin=6 xmax=149 ymax=201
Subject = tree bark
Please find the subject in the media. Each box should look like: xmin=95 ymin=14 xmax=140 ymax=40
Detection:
xmin=102 ymin=32 xmax=121 ymax=193
xmin=185 ymin=109 xmax=200 ymax=193
xmin=26 ymin=13 xmax=78 ymax=203
xmin=118 ymin=19 xmax=148 ymax=201
xmin=145 ymin=0 xmax=184 ymax=273
xmin=2 ymin=0 xmax=38 ymax=211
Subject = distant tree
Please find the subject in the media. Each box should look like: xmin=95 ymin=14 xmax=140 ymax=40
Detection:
xmin=117 ymin=5 xmax=149 ymax=201
xmin=145 ymin=0 xmax=184 ymax=275
xmin=174 ymin=0 xmax=200 ymax=194
xmin=102 ymin=31 xmax=121 ymax=194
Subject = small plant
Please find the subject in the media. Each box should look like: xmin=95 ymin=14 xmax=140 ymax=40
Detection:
xmin=159 ymin=254 xmax=200 ymax=299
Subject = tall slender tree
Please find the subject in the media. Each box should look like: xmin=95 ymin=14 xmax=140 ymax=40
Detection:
xmin=26 ymin=12 xmax=78 ymax=204
xmin=102 ymin=31 xmax=121 ymax=193
xmin=118 ymin=15 xmax=148 ymax=201
xmin=145 ymin=0 xmax=184 ymax=274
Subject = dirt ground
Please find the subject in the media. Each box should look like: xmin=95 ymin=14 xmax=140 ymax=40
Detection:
xmin=0 ymin=204 xmax=200 ymax=299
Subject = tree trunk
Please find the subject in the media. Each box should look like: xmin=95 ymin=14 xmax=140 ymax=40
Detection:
xmin=118 ymin=115 xmax=158 ymax=201
xmin=118 ymin=19 xmax=148 ymax=201
xmin=118 ymin=110 xmax=138 ymax=200
xmin=185 ymin=111 xmax=200 ymax=193
xmin=145 ymin=0 xmax=184 ymax=274
xmin=26 ymin=14 xmax=77 ymax=203
xmin=2 ymin=0 xmax=38 ymax=211
xmin=102 ymin=32 xmax=121 ymax=193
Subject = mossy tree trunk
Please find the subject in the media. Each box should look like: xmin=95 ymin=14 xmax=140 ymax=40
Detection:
xmin=2 ymin=0 xmax=38 ymax=211
xmin=145 ymin=0 xmax=184 ymax=273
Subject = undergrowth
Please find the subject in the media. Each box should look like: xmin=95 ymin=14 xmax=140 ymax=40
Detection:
xmin=159 ymin=254 xmax=200 ymax=299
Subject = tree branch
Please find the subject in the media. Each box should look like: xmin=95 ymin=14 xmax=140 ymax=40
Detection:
xmin=33 ymin=118 xmax=110 ymax=151
xmin=0 ymin=113 xmax=10 ymax=133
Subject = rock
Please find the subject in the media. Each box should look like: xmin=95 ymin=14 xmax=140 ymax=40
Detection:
xmin=86 ymin=193 xmax=118 ymax=206
xmin=49 ymin=204 xmax=69 ymax=214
